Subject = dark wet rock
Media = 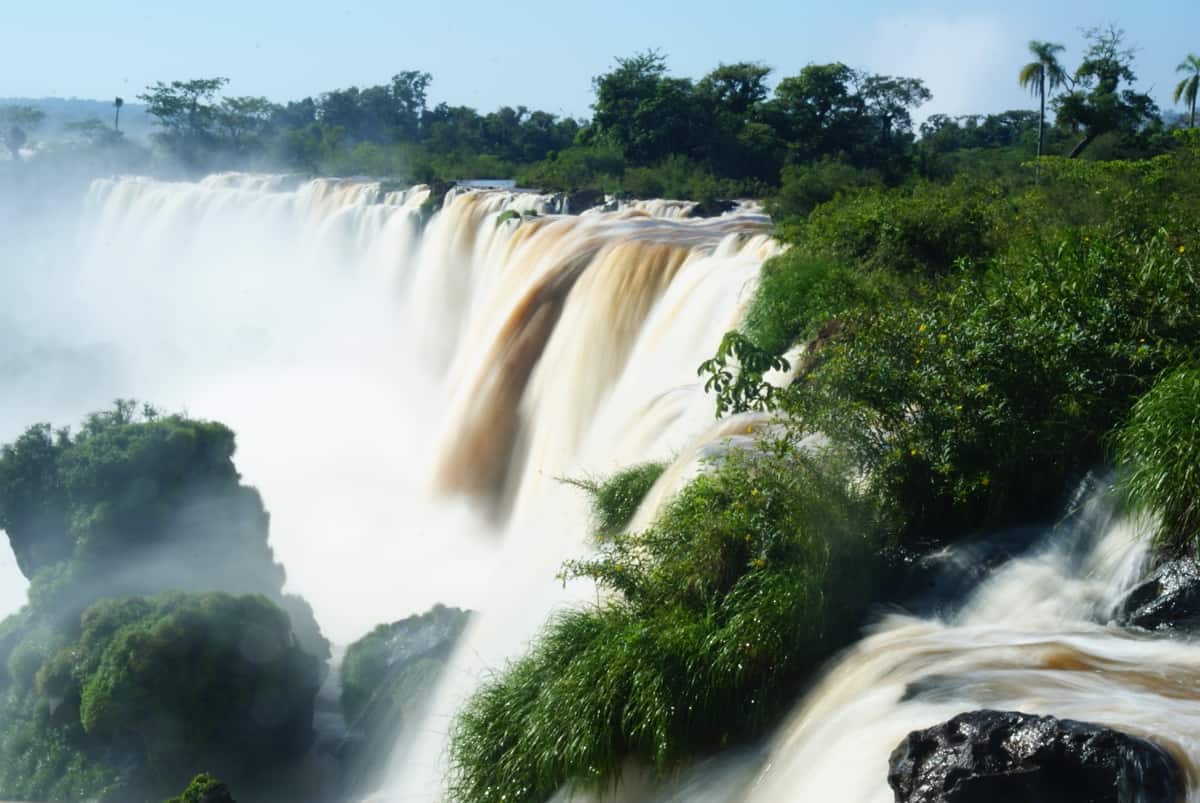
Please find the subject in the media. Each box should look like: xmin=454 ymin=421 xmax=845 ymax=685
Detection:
xmin=688 ymin=198 xmax=737 ymax=217
xmin=888 ymin=710 xmax=1181 ymax=803
xmin=881 ymin=526 xmax=1042 ymax=617
xmin=418 ymin=180 xmax=455 ymax=221
xmin=197 ymin=781 xmax=237 ymax=803
xmin=1119 ymin=558 xmax=1200 ymax=632
xmin=566 ymin=188 xmax=604 ymax=213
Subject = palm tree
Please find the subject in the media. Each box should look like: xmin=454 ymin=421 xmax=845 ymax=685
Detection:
xmin=1018 ymin=40 xmax=1069 ymax=162
xmin=113 ymin=97 xmax=124 ymax=133
xmin=1174 ymin=54 xmax=1200 ymax=128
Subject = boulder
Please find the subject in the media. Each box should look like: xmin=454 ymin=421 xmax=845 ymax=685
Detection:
xmin=566 ymin=188 xmax=604 ymax=214
xmin=1119 ymin=558 xmax=1200 ymax=632
xmin=888 ymin=710 xmax=1180 ymax=803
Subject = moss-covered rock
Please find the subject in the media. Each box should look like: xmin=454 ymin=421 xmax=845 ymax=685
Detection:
xmin=340 ymin=604 xmax=470 ymax=794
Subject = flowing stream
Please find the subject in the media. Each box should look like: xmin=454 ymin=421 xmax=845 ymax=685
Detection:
xmin=7 ymin=172 xmax=1197 ymax=801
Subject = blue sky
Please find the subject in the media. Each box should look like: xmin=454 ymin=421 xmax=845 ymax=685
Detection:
xmin=2 ymin=1 xmax=1197 ymax=121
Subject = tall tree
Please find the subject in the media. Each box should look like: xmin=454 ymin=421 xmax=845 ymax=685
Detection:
xmin=113 ymin=96 xmax=124 ymax=132
xmin=1174 ymin=53 xmax=1200 ymax=129
xmin=1018 ymin=40 xmax=1069 ymax=162
xmin=214 ymin=96 xmax=276 ymax=154
xmin=0 ymin=105 xmax=46 ymax=160
xmin=770 ymin=63 xmax=864 ymax=163
xmin=138 ymin=78 xmax=229 ymax=163
xmin=1055 ymin=26 xmax=1158 ymax=158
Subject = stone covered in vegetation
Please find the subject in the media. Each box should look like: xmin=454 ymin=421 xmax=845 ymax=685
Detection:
xmin=0 ymin=404 xmax=328 ymax=802
xmin=164 ymin=773 xmax=237 ymax=803
xmin=339 ymin=605 xmax=470 ymax=795
xmin=0 ymin=401 xmax=328 ymax=657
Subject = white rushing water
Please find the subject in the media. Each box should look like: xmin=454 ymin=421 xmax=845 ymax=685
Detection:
xmin=4 ymin=171 xmax=1196 ymax=803
xmin=1 ymin=172 xmax=778 ymax=798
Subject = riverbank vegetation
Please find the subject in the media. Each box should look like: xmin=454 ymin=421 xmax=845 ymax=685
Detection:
xmin=3 ymin=20 xmax=1200 ymax=803
xmin=444 ymin=34 xmax=1200 ymax=803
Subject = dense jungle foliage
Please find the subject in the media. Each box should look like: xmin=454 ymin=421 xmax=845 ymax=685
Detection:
xmin=0 ymin=404 xmax=328 ymax=802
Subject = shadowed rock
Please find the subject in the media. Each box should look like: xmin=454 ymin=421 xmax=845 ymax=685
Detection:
xmin=888 ymin=710 xmax=1180 ymax=803
xmin=1119 ymin=558 xmax=1200 ymax=632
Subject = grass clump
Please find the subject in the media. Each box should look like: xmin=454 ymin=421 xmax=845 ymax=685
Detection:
xmin=164 ymin=772 xmax=235 ymax=803
xmin=562 ymin=462 xmax=667 ymax=539
xmin=449 ymin=444 xmax=880 ymax=803
xmin=1115 ymin=364 xmax=1200 ymax=556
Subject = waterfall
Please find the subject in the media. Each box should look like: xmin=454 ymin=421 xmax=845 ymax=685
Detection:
xmin=18 ymin=171 xmax=1195 ymax=803
xmin=579 ymin=488 xmax=1200 ymax=803
xmin=57 ymin=172 xmax=779 ymax=800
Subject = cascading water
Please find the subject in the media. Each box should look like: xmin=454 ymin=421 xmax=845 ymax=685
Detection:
xmin=8 ymin=170 xmax=1197 ymax=803
xmin=22 ymin=172 xmax=778 ymax=799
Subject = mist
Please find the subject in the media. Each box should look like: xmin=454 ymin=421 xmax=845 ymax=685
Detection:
xmin=0 ymin=163 xmax=499 ymax=643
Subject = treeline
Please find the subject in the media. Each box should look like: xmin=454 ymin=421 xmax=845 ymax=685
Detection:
xmin=4 ymin=25 xmax=1186 ymax=199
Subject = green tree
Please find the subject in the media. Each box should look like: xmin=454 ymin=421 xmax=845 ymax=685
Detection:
xmin=113 ymin=96 xmax=124 ymax=132
xmin=591 ymin=50 xmax=704 ymax=164
xmin=1174 ymin=53 xmax=1200 ymax=129
xmin=214 ymin=96 xmax=276 ymax=154
xmin=1018 ymin=40 xmax=1070 ymax=162
xmin=770 ymin=63 xmax=865 ymax=163
xmin=697 ymin=62 xmax=771 ymax=119
xmin=860 ymin=74 xmax=932 ymax=151
xmin=1056 ymin=26 xmax=1158 ymax=158
xmin=0 ymin=105 xmax=46 ymax=160
xmin=390 ymin=69 xmax=432 ymax=140
xmin=138 ymin=78 xmax=229 ymax=162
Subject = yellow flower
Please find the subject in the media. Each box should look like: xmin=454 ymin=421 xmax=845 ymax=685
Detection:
xmin=752 ymin=558 xmax=766 ymax=569
xmin=745 ymin=425 xmax=755 ymax=434
xmin=750 ymin=488 xmax=760 ymax=497
xmin=910 ymin=448 xmax=919 ymax=456
xmin=977 ymin=383 xmax=990 ymax=394
xmin=954 ymin=404 xmax=963 ymax=413
xmin=938 ymin=333 xmax=948 ymax=344
xmin=1180 ymin=245 xmax=1187 ymax=254
xmin=918 ymin=323 xmax=928 ymax=333
xmin=980 ymin=477 xmax=991 ymax=487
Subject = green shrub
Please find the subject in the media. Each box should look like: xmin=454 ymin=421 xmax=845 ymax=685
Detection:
xmin=740 ymin=250 xmax=891 ymax=356
xmin=1114 ymin=365 xmax=1200 ymax=555
xmin=448 ymin=445 xmax=881 ymax=803
xmin=0 ymin=591 xmax=316 ymax=802
xmin=698 ymin=332 xmax=790 ymax=417
xmin=767 ymin=159 xmax=882 ymax=223
xmin=789 ymin=230 xmax=1200 ymax=541
xmin=561 ymin=462 xmax=667 ymax=539
xmin=796 ymin=178 xmax=1002 ymax=275
xmin=164 ymin=772 xmax=235 ymax=803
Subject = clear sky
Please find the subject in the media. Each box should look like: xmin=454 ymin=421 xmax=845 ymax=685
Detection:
xmin=2 ymin=1 xmax=1197 ymax=122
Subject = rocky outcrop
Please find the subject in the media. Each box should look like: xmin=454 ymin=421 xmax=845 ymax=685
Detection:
xmin=1119 ymin=558 xmax=1200 ymax=632
xmin=888 ymin=710 xmax=1180 ymax=803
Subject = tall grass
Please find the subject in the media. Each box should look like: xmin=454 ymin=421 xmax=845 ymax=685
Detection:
xmin=1115 ymin=364 xmax=1200 ymax=556
xmin=449 ymin=446 xmax=880 ymax=803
